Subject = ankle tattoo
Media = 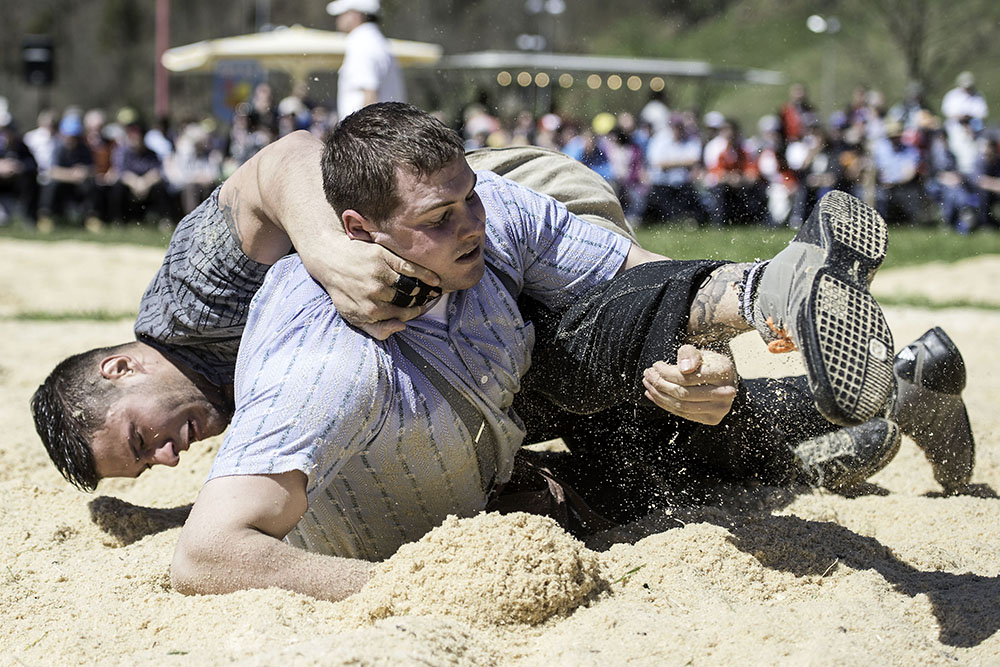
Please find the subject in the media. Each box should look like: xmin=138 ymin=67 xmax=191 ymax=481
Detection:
xmin=687 ymin=263 xmax=750 ymax=345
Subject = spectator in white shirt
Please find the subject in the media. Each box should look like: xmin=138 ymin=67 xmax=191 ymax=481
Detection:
xmin=327 ymin=0 xmax=406 ymax=121
xmin=24 ymin=109 xmax=59 ymax=185
xmin=941 ymin=71 xmax=988 ymax=133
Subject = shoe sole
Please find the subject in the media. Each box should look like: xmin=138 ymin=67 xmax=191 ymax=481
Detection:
xmin=795 ymin=191 xmax=895 ymax=426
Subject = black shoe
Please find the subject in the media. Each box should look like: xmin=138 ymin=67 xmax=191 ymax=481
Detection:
xmin=792 ymin=417 xmax=901 ymax=490
xmin=754 ymin=190 xmax=895 ymax=426
xmin=893 ymin=327 xmax=975 ymax=492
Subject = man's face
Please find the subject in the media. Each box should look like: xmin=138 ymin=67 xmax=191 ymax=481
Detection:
xmin=335 ymin=10 xmax=363 ymax=32
xmin=90 ymin=364 xmax=228 ymax=480
xmin=125 ymin=128 xmax=143 ymax=149
xmin=369 ymin=156 xmax=487 ymax=293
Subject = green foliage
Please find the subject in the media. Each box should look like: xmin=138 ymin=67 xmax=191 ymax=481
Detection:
xmin=26 ymin=5 xmax=58 ymax=34
xmin=578 ymin=0 xmax=1000 ymax=129
xmin=662 ymin=0 xmax=741 ymax=26
xmin=99 ymin=0 xmax=145 ymax=48
xmin=3 ymin=0 xmax=1000 ymax=128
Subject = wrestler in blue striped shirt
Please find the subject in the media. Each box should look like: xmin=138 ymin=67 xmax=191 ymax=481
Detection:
xmin=211 ymin=170 xmax=630 ymax=561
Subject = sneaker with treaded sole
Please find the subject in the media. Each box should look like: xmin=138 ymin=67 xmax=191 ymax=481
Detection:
xmin=793 ymin=417 xmax=901 ymax=490
xmin=893 ymin=327 xmax=975 ymax=493
xmin=754 ymin=190 xmax=894 ymax=426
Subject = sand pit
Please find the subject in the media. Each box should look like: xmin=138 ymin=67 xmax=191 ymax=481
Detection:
xmin=3 ymin=238 xmax=1000 ymax=664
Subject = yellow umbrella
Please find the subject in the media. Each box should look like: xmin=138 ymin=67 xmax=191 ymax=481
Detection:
xmin=161 ymin=25 xmax=443 ymax=84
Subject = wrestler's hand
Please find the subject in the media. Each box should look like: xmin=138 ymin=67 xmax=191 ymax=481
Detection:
xmin=241 ymin=131 xmax=442 ymax=340
xmin=642 ymin=345 xmax=738 ymax=425
xmin=304 ymin=240 xmax=441 ymax=340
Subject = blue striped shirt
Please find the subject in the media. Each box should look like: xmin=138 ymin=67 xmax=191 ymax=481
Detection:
xmin=208 ymin=171 xmax=631 ymax=561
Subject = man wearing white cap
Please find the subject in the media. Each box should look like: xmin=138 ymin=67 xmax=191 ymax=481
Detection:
xmin=327 ymin=0 xmax=406 ymax=121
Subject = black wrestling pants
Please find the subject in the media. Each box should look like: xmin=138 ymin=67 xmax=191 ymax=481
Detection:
xmin=515 ymin=260 xmax=837 ymax=522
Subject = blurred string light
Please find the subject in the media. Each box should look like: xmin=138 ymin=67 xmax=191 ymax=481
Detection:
xmin=496 ymin=69 xmax=673 ymax=91
xmin=806 ymin=14 xmax=841 ymax=34
xmin=524 ymin=0 xmax=565 ymax=14
xmin=515 ymin=33 xmax=547 ymax=51
xmin=519 ymin=0 xmax=564 ymax=52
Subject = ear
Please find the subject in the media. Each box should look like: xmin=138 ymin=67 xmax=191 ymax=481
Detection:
xmin=341 ymin=209 xmax=378 ymax=242
xmin=99 ymin=354 xmax=139 ymax=381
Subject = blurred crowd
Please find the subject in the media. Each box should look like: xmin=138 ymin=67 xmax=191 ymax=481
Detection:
xmin=0 ymin=82 xmax=331 ymax=232
xmin=461 ymin=72 xmax=998 ymax=233
xmin=1 ymin=71 xmax=997 ymax=233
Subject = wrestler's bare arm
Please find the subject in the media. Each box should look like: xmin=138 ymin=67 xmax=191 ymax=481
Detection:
xmin=171 ymin=471 xmax=373 ymax=601
xmin=218 ymin=130 xmax=437 ymax=339
xmin=616 ymin=243 xmax=668 ymax=273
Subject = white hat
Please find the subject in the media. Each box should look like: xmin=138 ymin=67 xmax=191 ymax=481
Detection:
xmin=703 ymin=110 xmax=725 ymax=129
xmin=757 ymin=114 xmax=780 ymax=134
xmin=278 ymin=96 xmax=306 ymax=117
xmin=326 ymin=0 xmax=380 ymax=16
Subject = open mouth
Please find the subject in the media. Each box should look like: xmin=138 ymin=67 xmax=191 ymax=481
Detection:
xmin=457 ymin=244 xmax=481 ymax=263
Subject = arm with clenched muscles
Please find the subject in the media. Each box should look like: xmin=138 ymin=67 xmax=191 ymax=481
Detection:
xmin=171 ymin=471 xmax=373 ymax=600
xmin=207 ymin=134 xmax=662 ymax=339
xmin=218 ymin=130 xmax=439 ymax=339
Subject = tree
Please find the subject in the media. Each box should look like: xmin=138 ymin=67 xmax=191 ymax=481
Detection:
xmin=856 ymin=0 xmax=999 ymax=93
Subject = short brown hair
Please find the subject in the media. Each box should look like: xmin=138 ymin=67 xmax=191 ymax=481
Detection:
xmin=30 ymin=343 xmax=130 ymax=491
xmin=321 ymin=102 xmax=464 ymax=224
